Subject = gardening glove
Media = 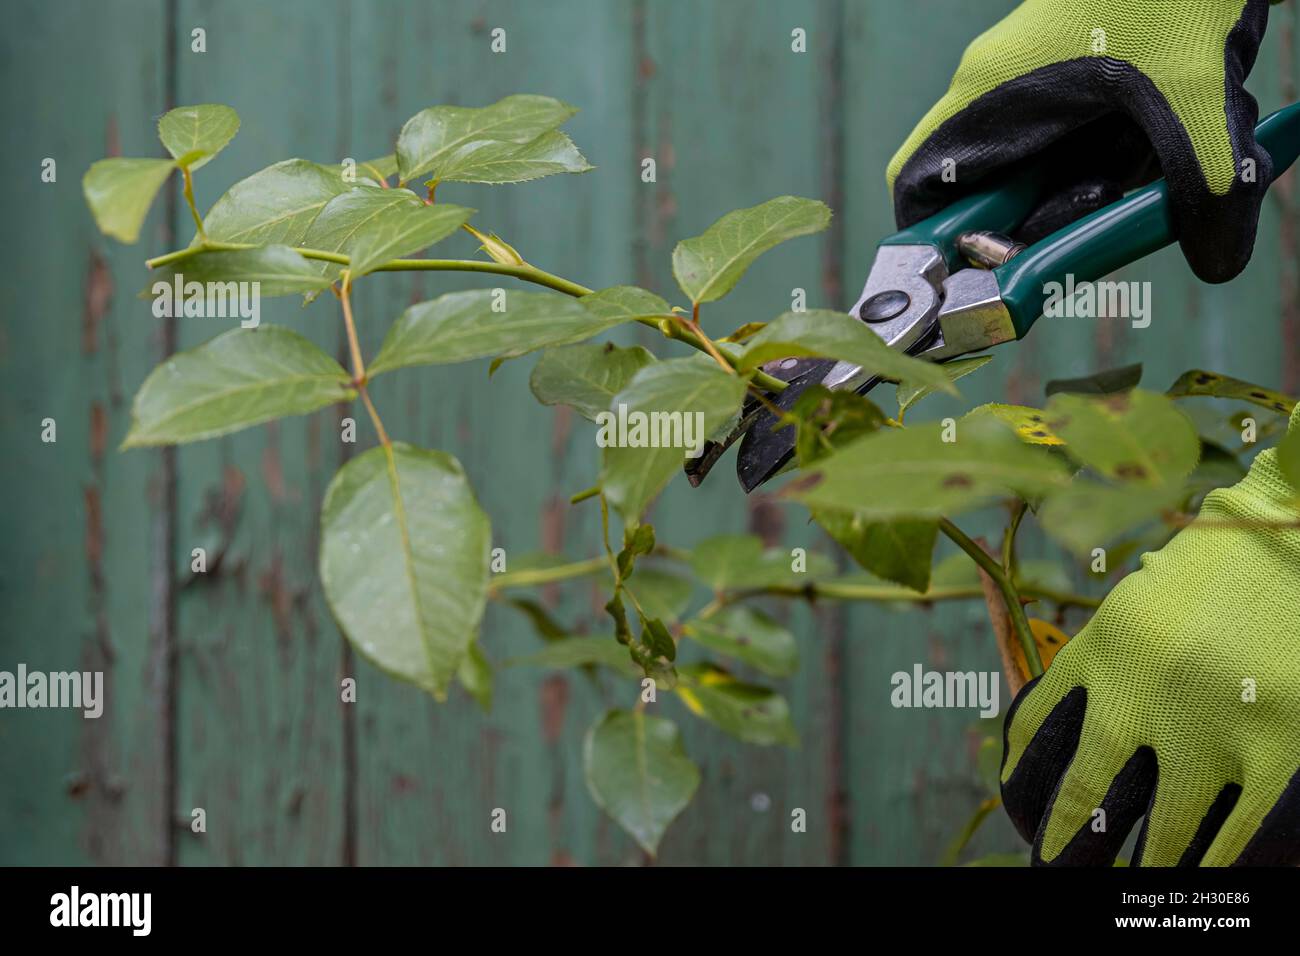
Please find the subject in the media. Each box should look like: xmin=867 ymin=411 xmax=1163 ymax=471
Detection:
xmin=888 ymin=0 xmax=1276 ymax=282
xmin=1001 ymin=404 xmax=1300 ymax=866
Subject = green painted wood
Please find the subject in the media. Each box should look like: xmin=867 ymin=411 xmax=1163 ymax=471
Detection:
xmin=1 ymin=0 xmax=1295 ymax=867
xmin=345 ymin=0 xmax=643 ymax=867
xmin=169 ymin=0 xmax=350 ymax=865
xmin=634 ymin=0 xmax=847 ymax=866
xmin=0 ymin=0 xmax=171 ymax=865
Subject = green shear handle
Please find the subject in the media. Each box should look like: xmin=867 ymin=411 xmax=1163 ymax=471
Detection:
xmin=886 ymin=102 xmax=1300 ymax=339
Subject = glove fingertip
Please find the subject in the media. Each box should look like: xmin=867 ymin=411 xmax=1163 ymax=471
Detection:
xmin=1000 ymin=683 xmax=1087 ymax=846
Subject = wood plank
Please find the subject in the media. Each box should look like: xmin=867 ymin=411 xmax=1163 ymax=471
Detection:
xmin=0 ymin=0 xmax=170 ymax=865
xmin=635 ymin=0 xmax=846 ymax=865
xmin=170 ymin=0 xmax=349 ymax=865
xmin=346 ymin=0 xmax=643 ymax=866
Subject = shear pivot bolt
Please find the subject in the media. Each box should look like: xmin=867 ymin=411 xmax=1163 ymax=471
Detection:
xmin=860 ymin=289 xmax=910 ymax=323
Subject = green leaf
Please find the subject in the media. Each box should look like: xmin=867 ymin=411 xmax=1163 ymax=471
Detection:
xmin=508 ymin=637 xmax=640 ymax=678
xmin=684 ymin=605 xmax=797 ymax=678
xmin=299 ymin=186 xmax=424 ymax=273
xmin=583 ymin=710 xmax=700 ymax=856
xmin=1167 ymin=369 xmax=1296 ymax=416
xmin=427 ymin=129 xmax=592 ymax=184
xmin=320 ymin=444 xmax=491 ymax=699
xmin=145 ymin=245 xmax=335 ymax=298
xmin=457 ymin=644 xmax=493 ymax=712
xmin=787 ymin=385 xmax=887 ymax=466
xmin=617 ymin=523 xmax=656 ymax=579
xmin=122 ymin=327 xmax=354 ymax=448
xmin=815 ymin=511 xmax=938 ymax=593
xmin=626 ymin=567 xmax=694 ymax=622
xmin=1045 ymin=389 xmax=1199 ymax=485
xmin=784 ymin=383 xmax=937 ymax=591
xmin=369 ymin=289 xmax=631 ymax=376
xmin=502 ymin=597 xmax=568 ymax=642
xmin=1045 ymin=363 xmax=1143 ymax=396
xmin=598 ymin=360 xmax=748 ymax=522
xmin=677 ymin=664 xmax=798 ymax=746
xmin=579 ymin=286 xmax=672 ymax=324
xmin=344 ymin=200 xmax=474 ymax=278
xmin=898 ymin=354 xmax=993 ymax=420
xmin=157 ymin=104 xmax=240 ymax=170
xmin=83 ymin=157 xmax=176 ymax=243
xmin=672 ymin=196 xmax=830 ymax=305
xmin=789 ymin=416 xmax=1070 ymax=519
xmin=738 ymin=310 xmax=956 ymax=395
xmin=637 ymin=614 xmax=677 ymax=662
xmin=529 ymin=343 xmax=657 ymax=421
xmin=203 ymin=159 xmax=351 ymax=245
xmin=1040 ymin=479 xmax=1183 ymax=556
xmin=688 ymin=533 xmax=834 ymax=591
xmin=354 ymin=154 xmax=398 ymax=180
xmin=396 ymin=94 xmax=578 ymax=184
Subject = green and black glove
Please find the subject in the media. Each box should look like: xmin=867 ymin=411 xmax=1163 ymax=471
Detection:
xmin=888 ymin=0 xmax=1276 ymax=282
xmin=1001 ymin=405 xmax=1300 ymax=866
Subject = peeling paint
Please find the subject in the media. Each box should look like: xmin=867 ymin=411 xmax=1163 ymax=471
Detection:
xmin=82 ymin=250 xmax=113 ymax=356
xmin=539 ymin=674 xmax=569 ymax=743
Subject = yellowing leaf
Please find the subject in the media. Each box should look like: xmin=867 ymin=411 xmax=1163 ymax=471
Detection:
xmin=1168 ymin=369 xmax=1296 ymax=416
xmin=1028 ymin=618 xmax=1071 ymax=669
xmin=967 ymin=403 xmax=1063 ymax=445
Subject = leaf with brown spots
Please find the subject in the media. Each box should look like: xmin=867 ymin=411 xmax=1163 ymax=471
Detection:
xmin=789 ymin=415 xmax=1069 ymax=519
xmin=1167 ymin=369 xmax=1296 ymax=416
xmin=1045 ymin=389 xmax=1199 ymax=486
xmin=966 ymin=403 xmax=1063 ymax=445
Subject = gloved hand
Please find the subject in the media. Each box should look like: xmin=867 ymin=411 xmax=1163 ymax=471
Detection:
xmin=888 ymin=0 xmax=1276 ymax=282
xmin=1001 ymin=405 xmax=1300 ymax=866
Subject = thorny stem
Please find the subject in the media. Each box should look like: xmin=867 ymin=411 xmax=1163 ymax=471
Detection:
xmin=339 ymin=279 xmax=390 ymax=448
xmin=143 ymin=241 xmax=790 ymax=392
xmin=1003 ymin=500 xmax=1027 ymax=577
xmin=489 ymin=556 xmax=609 ymax=591
xmin=359 ymin=387 xmax=390 ymax=447
xmin=495 ymin=549 xmax=1099 ymax=611
xmin=570 ymin=485 xmax=600 ymax=504
xmin=939 ymin=516 xmax=1044 ymax=677
xmin=680 ymin=302 xmax=732 ymax=374
xmin=700 ymin=579 xmax=1098 ymax=611
xmin=340 ymin=278 xmax=367 ymax=385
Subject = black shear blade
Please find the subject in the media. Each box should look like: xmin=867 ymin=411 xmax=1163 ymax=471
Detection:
xmin=735 ymin=362 xmax=881 ymax=492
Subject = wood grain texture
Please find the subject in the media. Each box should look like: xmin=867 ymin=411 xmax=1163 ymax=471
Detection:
xmin=0 ymin=0 xmax=1295 ymax=866
xmin=0 ymin=0 xmax=171 ymax=866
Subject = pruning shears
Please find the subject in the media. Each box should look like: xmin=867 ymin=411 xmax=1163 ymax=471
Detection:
xmin=687 ymin=102 xmax=1300 ymax=493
